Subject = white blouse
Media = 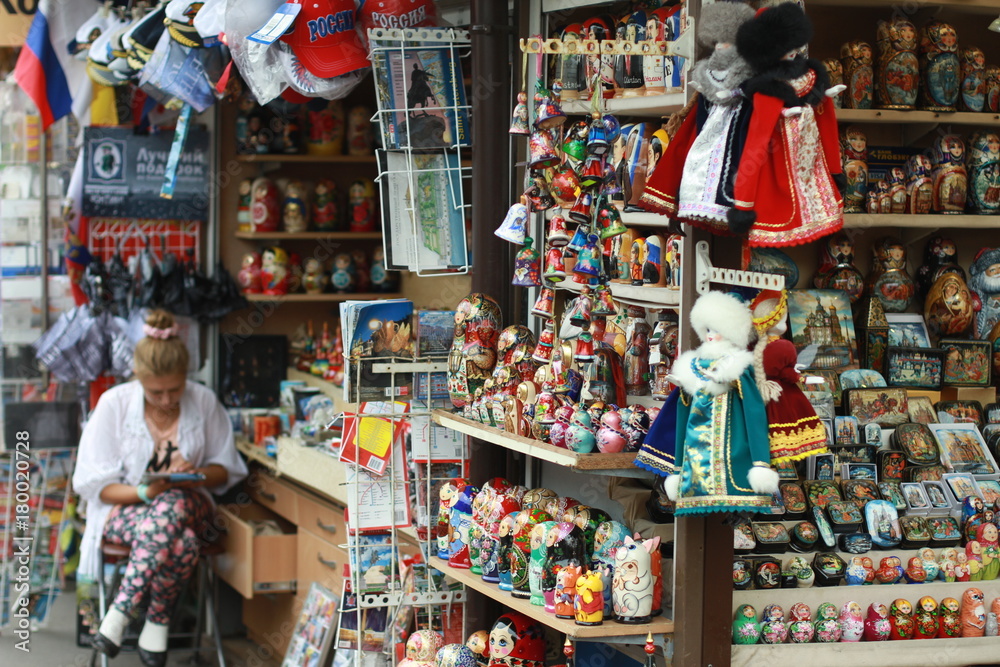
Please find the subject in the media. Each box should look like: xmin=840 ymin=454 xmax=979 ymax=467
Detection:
xmin=72 ymin=380 xmax=248 ymax=580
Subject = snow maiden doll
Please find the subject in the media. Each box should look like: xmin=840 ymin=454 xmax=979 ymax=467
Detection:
xmin=663 ymin=291 xmax=779 ymax=514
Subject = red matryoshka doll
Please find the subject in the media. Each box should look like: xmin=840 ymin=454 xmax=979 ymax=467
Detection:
xmin=306 ymin=99 xmax=345 ymax=156
xmin=282 ymin=180 xmax=309 ymax=233
xmin=237 ymin=252 xmax=262 ymax=294
xmin=312 ymin=179 xmax=339 ymax=231
xmin=962 ymin=587 xmax=987 ymax=637
xmin=863 ymin=603 xmax=891 ymax=641
xmin=919 ymin=20 xmax=960 ymax=111
xmin=913 ymin=595 xmax=939 ymax=639
xmin=348 ymin=178 xmax=377 ymax=232
xmin=510 ymin=509 xmax=553 ymax=600
xmin=448 ymin=294 xmax=501 ymax=408
xmin=250 ymin=177 xmax=280 ymax=232
xmin=449 ymin=483 xmax=480 ymax=568
xmin=237 ymin=178 xmax=252 ymax=231
xmin=612 ymin=535 xmax=657 ymax=624
xmin=889 ymin=598 xmax=914 ymax=639
xmin=876 ymin=17 xmax=919 ymax=109
xmin=260 ymin=247 xmax=290 ymax=295
xmin=787 ymin=602 xmax=814 ymax=643
xmin=487 ymin=612 xmax=545 ymax=667
xmin=931 ymin=134 xmax=968 ymax=214
xmin=905 ymin=154 xmax=934 ymax=214
xmin=542 ymin=522 xmax=586 ymax=612
xmin=939 ymin=597 xmax=962 ymax=637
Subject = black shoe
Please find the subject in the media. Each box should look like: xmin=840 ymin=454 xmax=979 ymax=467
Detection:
xmin=138 ymin=647 xmax=167 ymax=667
xmin=92 ymin=632 xmax=121 ymax=658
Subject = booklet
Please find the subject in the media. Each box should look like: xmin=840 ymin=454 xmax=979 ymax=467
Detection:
xmin=140 ymin=472 xmax=206 ymax=484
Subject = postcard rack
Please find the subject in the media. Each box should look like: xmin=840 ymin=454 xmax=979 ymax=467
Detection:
xmin=368 ymin=28 xmax=473 ymax=278
xmin=332 ymin=355 xmax=468 ymax=662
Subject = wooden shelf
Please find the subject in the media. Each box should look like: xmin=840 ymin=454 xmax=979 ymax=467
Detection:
xmin=245 ymin=293 xmax=402 ymax=303
xmin=843 ymin=214 xmax=1000 ymax=229
xmin=234 ymin=232 xmax=382 ymax=241
xmin=561 ymin=91 xmax=688 ymax=118
xmin=235 ymin=437 xmax=278 ymax=473
xmin=807 ymin=0 xmax=1000 ymax=13
xmin=431 ymin=410 xmax=652 ymax=478
xmin=555 ymin=279 xmax=681 ymax=309
xmin=732 ymin=635 xmax=1000 ymax=667
xmin=836 ymin=108 xmax=1000 ymax=125
xmin=540 ymin=0 xmax=610 ymax=11
xmin=429 ymin=556 xmax=674 ymax=641
xmin=234 ymin=154 xmax=378 ymax=164
xmin=733 ymin=580 xmax=1000 ymax=614
xmin=542 ymin=207 xmax=675 ymax=229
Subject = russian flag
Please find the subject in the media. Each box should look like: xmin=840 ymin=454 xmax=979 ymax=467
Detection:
xmin=13 ymin=1 xmax=93 ymax=130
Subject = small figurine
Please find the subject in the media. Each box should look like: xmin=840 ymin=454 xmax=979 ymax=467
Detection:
xmin=250 ymin=177 xmax=280 ymax=232
xmin=496 ymin=513 xmax=518 ymax=591
xmin=312 ymin=179 xmax=339 ymax=231
xmin=575 ymin=570 xmax=605 ymax=626
xmin=876 ymin=556 xmax=905 ymax=584
xmin=814 ymin=233 xmax=864 ymax=303
xmin=961 ymin=587 xmax=987 ymax=637
xmin=932 ymin=134 xmax=968 ymax=214
xmin=330 ymin=253 xmax=356 ymax=293
xmin=939 ymin=597 xmax=962 ymax=637
xmin=306 ymin=99 xmax=345 ymax=156
xmin=904 ymin=556 xmax=927 ymax=584
xmin=260 ymin=247 xmax=289 ymax=295
xmin=596 ymin=409 xmax=627 ymax=454
xmin=235 ymin=92 xmax=261 ymax=154
xmin=624 ymin=306 xmax=651 ymax=396
xmin=924 ymin=272 xmax=975 ymax=340
xmin=863 ymin=603 xmax=891 ymax=641
xmin=987 ymin=65 xmax=1000 ymax=111
xmin=868 ymin=237 xmax=915 ymax=313
xmin=905 ymin=154 xmax=934 ymax=214
xmin=917 ymin=235 xmax=965 ymax=299
xmin=838 ymin=601 xmax=864 ymax=642
xmin=970 ymin=248 xmax=1000 ymax=339
xmin=913 ymin=596 xmax=940 ymax=639
xmin=841 ymin=40 xmax=874 ymax=109
xmin=987 ymin=611 xmax=999 ymax=637
xmin=733 ymin=604 xmax=761 ymax=644
xmin=237 ymin=178 xmax=253 ymax=232
xmin=841 ymin=126 xmax=869 ymax=214
xmin=876 ymin=18 xmax=919 ymax=109
xmin=887 ymin=167 xmax=907 ymax=213
xmin=814 ymin=602 xmax=842 ymax=642
xmin=918 ymin=20 xmax=960 ymax=111
xmin=554 ymin=564 xmax=581 ymax=619
xmin=612 ymin=535 xmax=657 ymax=624
xmin=967 ymin=132 xmax=1000 ymax=215
xmin=889 ymin=598 xmax=915 ymax=640
xmin=977 ymin=522 xmax=1000 ymax=580
xmin=760 ymin=604 xmax=788 ymax=644
xmin=968 ymin=541 xmax=985 ymax=581
xmin=282 ymin=180 xmax=309 ymax=233
xmin=301 ymin=257 xmax=328 ymax=294
xmin=787 ymin=603 xmax=814 ymax=643
xmin=348 ymin=179 xmax=377 ymax=232
xmin=237 ymin=252 xmax=262 ymax=294
xmin=449 ymin=483 xmax=480 ymax=569
xmin=960 ymin=46 xmax=987 ymax=112
xmin=510 ymin=509 xmax=552 ymax=600
xmin=347 ymin=105 xmax=373 ymax=156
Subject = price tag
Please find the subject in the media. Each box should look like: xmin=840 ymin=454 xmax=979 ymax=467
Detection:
xmin=247 ymin=3 xmax=301 ymax=45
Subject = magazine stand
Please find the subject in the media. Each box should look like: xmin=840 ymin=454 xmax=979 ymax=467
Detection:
xmin=368 ymin=28 xmax=473 ymax=278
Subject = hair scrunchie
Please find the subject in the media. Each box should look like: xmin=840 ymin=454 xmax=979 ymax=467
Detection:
xmin=143 ymin=323 xmax=178 ymax=340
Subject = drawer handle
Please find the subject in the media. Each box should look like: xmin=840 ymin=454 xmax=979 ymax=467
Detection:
xmin=317 ymin=554 xmax=338 ymax=570
xmin=258 ymin=490 xmax=277 ymax=502
xmin=316 ymin=518 xmax=338 ymax=535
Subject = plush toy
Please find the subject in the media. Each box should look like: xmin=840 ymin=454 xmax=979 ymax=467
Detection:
xmin=727 ymin=3 xmax=846 ymax=246
xmin=640 ymin=1 xmax=756 ymax=235
xmin=663 ymin=291 xmax=777 ymax=515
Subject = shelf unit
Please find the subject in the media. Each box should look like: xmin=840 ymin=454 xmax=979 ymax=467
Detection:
xmin=806 ymin=0 xmax=1000 ymax=12
xmin=233 ymin=231 xmax=383 ymax=241
xmin=842 ymin=214 xmax=1000 ymax=229
xmin=234 ymin=154 xmax=378 ymax=164
xmin=562 ymin=92 xmax=688 ymax=117
xmin=555 ymin=278 xmax=681 ymax=309
xmin=836 ymin=109 xmax=1000 ymax=125
xmin=235 ymin=437 xmax=278 ymax=473
xmin=244 ymin=292 xmax=402 ymax=303
xmin=543 ymin=207 xmax=676 ymax=229
xmin=429 ymin=556 xmax=674 ymax=643
xmin=431 ymin=410 xmax=653 ymax=479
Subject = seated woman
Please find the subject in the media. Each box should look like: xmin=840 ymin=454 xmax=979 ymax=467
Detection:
xmin=73 ymin=309 xmax=247 ymax=667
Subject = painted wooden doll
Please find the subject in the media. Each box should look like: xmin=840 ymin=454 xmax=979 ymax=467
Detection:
xmin=260 ymin=247 xmax=289 ymax=296
xmin=868 ymin=237 xmax=916 ymax=313
xmin=614 ymin=11 xmax=646 ymax=97
xmin=924 ymin=272 xmax=975 ymax=340
xmin=642 ymin=11 xmax=667 ymax=96
xmin=823 ymin=58 xmax=845 ymax=108
xmin=347 ymin=178 xmax=377 ymax=232
xmin=913 ymin=596 xmax=940 ymax=639
xmin=814 ymin=602 xmax=842 ymax=642
xmin=250 ymin=177 xmax=280 ymax=232
xmin=593 ymin=520 xmax=629 ymax=616
xmin=787 ymin=603 xmax=814 ymax=643
xmin=448 ymin=294 xmax=502 ymax=408
xmin=237 ymin=252 xmax=262 ymax=294
xmin=960 ymin=47 xmax=987 ymax=112
xmin=612 ymin=535 xmax=657 ymax=624
xmin=347 ymin=105 xmax=373 ymax=157
xmin=876 ymin=18 xmax=919 ymax=109
xmin=487 ymin=612 xmax=545 ymax=667
xmin=841 ymin=125 xmax=869 ymax=214
xmin=306 ymin=99 xmax=345 ymax=156
xmin=401 ymin=630 xmax=443 ymax=667
xmin=236 ymin=178 xmax=252 ymax=232
xmin=542 ymin=522 xmax=586 ymax=612
xmin=905 ymin=154 xmax=934 ymax=214
xmin=889 ymin=598 xmax=915 ymax=640
xmin=919 ymin=20 xmax=960 ymax=111
xmin=976 ymin=522 xmax=1000 ymax=580
xmin=495 ymin=513 xmax=518 ymax=591
xmin=841 ymin=40 xmax=874 ymax=109
xmin=986 ymin=65 xmax=1000 ymax=111
xmin=733 ymin=604 xmax=761 ymax=644
xmin=311 ymin=179 xmax=339 ymax=231
xmin=814 ymin=233 xmax=865 ymax=303
xmin=435 ymin=644 xmax=478 ymax=667
xmin=510 ymin=509 xmax=552 ymax=600
xmin=961 ymin=587 xmax=987 ymax=637
xmin=887 ymin=167 xmax=907 ymax=214
xmin=624 ymin=306 xmax=652 ymax=396
xmin=527 ymin=520 xmax=556 ymax=606
xmin=939 ymin=597 xmax=962 ymax=637
xmin=838 ymin=600 xmax=864 ymax=642
xmin=967 ymin=132 xmax=1000 ymax=214
xmin=575 ymin=570 xmax=605 ymax=626
xmin=449 ymin=483 xmax=480 ymax=569
xmin=970 ymin=248 xmax=1000 ymax=338
xmin=554 ymin=564 xmax=582 ymax=619
xmin=932 ymin=134 xmax=968 ymax=214
xmin=466 ymin=630 xmax=488 ymax=667
xmin=760 ymin=604 xmax=788 ymax=644
xmin=863 ymin=603 xmax=891 ymax=641
xmin=282 ymin=180 xmax=309 ymax=233
xmin=558 ymin=24 xmax=586 ymax=100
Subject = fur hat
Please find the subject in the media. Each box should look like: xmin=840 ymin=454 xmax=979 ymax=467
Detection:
xmin=698 ymin=1 xmax=756 ymax=49
xmin=690 ymin=291 xmax=753 ymax=349
xmin=735 ymin=3 xmax=813 ymax=73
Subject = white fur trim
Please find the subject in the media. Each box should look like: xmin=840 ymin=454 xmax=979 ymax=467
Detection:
xmin=690 ymin=292 xmax=753 ymax=349
xmin=747 ymin=466 xmax=780 ymax=495
xmin=670 ymin=347 xmax=753 ymax=396
xmin=664 ymin=475 xmax=680 ymax=501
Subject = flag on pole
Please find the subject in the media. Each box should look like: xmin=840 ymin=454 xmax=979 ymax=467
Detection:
xmin=13 ymin=1 xmax=93 ymax=129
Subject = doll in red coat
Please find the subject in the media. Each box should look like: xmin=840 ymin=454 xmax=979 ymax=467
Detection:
xmin=728 ymin=3 xmax=847 ymax=247
xmin=751 ymin=289 xmax=828 ymax=463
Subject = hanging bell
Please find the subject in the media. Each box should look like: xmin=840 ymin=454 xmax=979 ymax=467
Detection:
xmin=568 ymin=192 xmax=592 ymax=225
xmin=534 ymin=84 xmax=566 ymax=130
xmin=531 ymin=320 xmax=556 ymax=363
xmin=567 ymin=222 xmax=590 ymax=254
xmin=531 ymin=287 xmax=556 ymax=318
xmin=543 ymin=246 xmax=567 ymax=282
xmin=494 ymin=196 xmax=529 ymax=244
xmin=575 ymin=324 xmax=595 ymax=363
xmin=597 ymin=201 xmax=627 ymax=239
xmin=547 ymin=214 xmax=571 ymax=248
xmin=579 ymin=156 xmax=605 ymax=189
xmin=548 ymin=164 xmax=581 ymax=207
xmin=574 ymin=234 xmax=602 ymax=280
xmin=512 ymin=237 xmax=542 ymax=287
xmin=509 ymin=91 xmax=530 ymax=135
xmin=592 ymin=283 xmax=617 ymax=316
xmin=566 ymin=287 xmax=593 ymax=326
xmin=525 ymin=175 xmax=556 ymax=211
xmin=528 ymin=130 xmax=561 ymax=169
xmin=562 ymin=121 xmax=589 ymax=163
xmin=586 ymin=112 xmax=609 ymax=156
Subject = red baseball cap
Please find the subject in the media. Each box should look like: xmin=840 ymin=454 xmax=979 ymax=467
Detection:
xmin=358 ymin=0 xmax=439 ymax=32
xmin=281 ymin=0 xmax=370 ymax=79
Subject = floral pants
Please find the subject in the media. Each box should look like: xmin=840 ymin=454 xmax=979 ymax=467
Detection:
xmin=102 ymin=488 xmax=212 ymax=624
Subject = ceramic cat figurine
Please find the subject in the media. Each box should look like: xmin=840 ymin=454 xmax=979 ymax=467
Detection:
xmin=733 ymin=604 xmax=761 ymax=644
xmin=905 ymin=154 xmax=934 ymax=214
xmin=863 ymin=603 xmax=891 ymax=641
xmin=890 ymin=598 xmax=915 ymax=639
xmin=841 ymin=40 xmax=874 ymax=109
xmin=876 ymin=18 xmax=919 ymax=109
xmin=919 ymin=20 xmax=960 ymax=111
xmin=574 ymin=570 xmax=604 ymax=626
xmin=939 ymin=597 xmax=962 ymax=637
xmin=962 ymin=587 xmax=987 ymax=637
xmin=838 ymin=601 xmax=864 ymax=642
xmin=960 ymin=46 xmax=987 ymax=112
xmin=611 ymin=535 xmax=656 ymax=624
xmin=967 ymin=132 xmax=1000 ymax=215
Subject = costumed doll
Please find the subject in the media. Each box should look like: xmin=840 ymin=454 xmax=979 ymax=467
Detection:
xmin=662 ymin=292 xmax=778 ymax=515
xmin=638 ymin=2 xmax=756 ymax=234
xmin=727 ymin=3 xmax=846 ymax=246
xmin=750 ymin=289 xmax=828 ymax=463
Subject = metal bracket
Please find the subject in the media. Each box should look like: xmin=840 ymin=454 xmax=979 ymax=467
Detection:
xmin=694 ymin=240 xmax=785 ymax=295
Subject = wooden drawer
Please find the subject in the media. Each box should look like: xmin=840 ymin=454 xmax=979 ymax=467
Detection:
xmin=296 ymin=527 xmax=347 ymax=595
xmin=248 ymin=471 xmax=299 ymax=523
xmin=214 ymin=502 xmax=297 ymax=599
xmin=297 ymin=491 xmax=347 ymax=545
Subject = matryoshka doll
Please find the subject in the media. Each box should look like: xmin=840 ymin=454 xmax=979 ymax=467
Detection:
xmin=510 ymin=509 xmax=553 ymax=600
xmin=487 ymin=612 xmax=545 ymax=667
xmin=924 ymin=272 xmax=974 ymax=341
xmin=918 ymin=20 xmax=960 ymax=111
xmin=237 ymin=178 xmax=252 ymax=231
xmin=448 ymin=294 xmax=502 ymax=409
xmin=306 ymin=99 xmax=345 ymax=156
xmin=961 ymin=587 xmax=987 ymax=637
xmin=840 ymin=126 xmax=868 ymax=214
xmin=889 ymin=598 xmax=915 ymax=639
xmin=350 ymin=249 xmax=370 ymax=293
xmin=401 ymin=630 xmax=443 ymax=667
xmin=466 ymin=630 xmax=489 ymax=667
xmin=932 ymin=134 xmax=968 ymax=214
xmin=371 ymin=247 xmax=397 ymax=292
xmin=436 ymin=644 xmax=478 ymax=667
xmin=347 ymin=105 xmax=373 ymax=156
xmin=437 ymin=478 xmax=467 ymax=558
xmin=787 ymin=603 xmax=814 ymax=643
xmin=913 ymin=595 xmax=940 ymax=639
xmin=237 ymin=252 xmax=262 ymax=294
xmin=814 ymin=602 xmax=842 ymax=642
xmin=312 ymin=179 xmax=339 ymax=231
xmin=905 ymin=154 xmax=934 ymax=214
xmin=521 ymin=488 xmax=557 ymax=513
xmin=966 ymin=132 xmax=1000 ymax=214
xmin=904 ymin=556 xmax=927 ymax=583
xmin=596 ymin=409 xmax=627 ymax=453
xmin=565 ymin=404 xmax=597 ymax=454
xmin=260 ymin=247 xmax=290 ymax=295
xmin=282 ymin=180 xmax=309 ymax=233
xmin=330 ymin=253 xmax=355 ymax=293
xmin=760 ymin=604 xmax=788 ymax=644
xmin=917 ymin=233 xmax=965 ymax=297
xmin=887 ymin=167 xmax=907 ymax=213
xmin=863 ymin=603 xmax=891 ymax=641
xmin=542 ymin=522 xmax=586 ymax=612
xmin=814 ymin=233 xmax=865 ymax=303
xmin=449 ymin=483 xmax=480 ymax=569
xmin=612 ymin=535 xmax=656 ymax=624
xmin=876 ymin=17 xmax=919 ymax=109
xmin=624 ymin=306 xmax=651 ymax=396
xmin=575 ymin=570 xmax=605 ymax=626
xmin=348 ymin=178 xmax=377 ymax=232
xmin=527 ymin=520 xmax=557 ymax=606
xmin=840 ymin=40 xmax=874 ymax=109
xmin=495 ymin=513 xmax=519 ymax=591
xmin=301 ymin=258 xmax=328 ymax=294
xmin=976 ymin=522 xmax=1000 ymax=580
xmin=939 ymin=597 xmax=962 ymax=637
xmin=823 ymin=58 xmax=845 ymax=108
xmin=733 ymin=604 xmax=761 ymax=644
xmin=593 ymin=520 xmax=629 ymax=615
xmin=868 ymin=237 xmax=915 ymax=313
xmin=960 ymin=46 xmax=987 ymax=112
xmin=838 ymin=601 xmax=864 ymax=642
xmin=250 ymin=177 xmax=280 ymax=232
xmin=987 ymin=65 xmax=1000 ymax=111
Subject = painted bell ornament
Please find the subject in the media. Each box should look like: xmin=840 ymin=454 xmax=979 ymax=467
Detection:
xmin=573 ymin=235 xmax=602 ymax=280
xmin=592 ymin=284 xmax=617 ymax=316
xmin=586 ymin=112 xmax=609 ymax=155
xmin=531 ymin=320 xmax=556 ymax=363
xmin=567 ymin=223 xmax=590 ymax=255
xmin=533 ymin=88 xmax=566 ymax=130
xmin=547 ymin=214 xmax=571 ymax=248
xmin=524 ymin=175 xmax=556 ymax=212
xmin=543 ymin=246 xmax=567 ymax=282
xmin=597 ymin=201 xmax=627 ymax=239
xmin=568 ymin=192 xmax=593 ymax=226
xmin=548 ymin=164 xmax=581 ymax=207
xmin=495 ymin=197 xmax=529 ymax=244
xmin=528 ymin=130 xmax=561 ymax=169
xmin=562 ymin=120 xmax=589 ymax=163
xmin=918 ymin=20 xmax=960 ymax=111
xmin=512 ymin=237 xmax=542 ymax=287
xmin=566 ymin=288 xmax=593 ymax=326
xmin=509 ymin=92 xmax=530 ymax=135
xmin=530 ymin=287 xmax=555 ymax=319
xmin=575 ymin=324 xmax=595 ymax=363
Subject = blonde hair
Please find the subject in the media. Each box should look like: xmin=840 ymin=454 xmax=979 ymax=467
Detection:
xmin=133 ymin=309 xmax=189 ymax=378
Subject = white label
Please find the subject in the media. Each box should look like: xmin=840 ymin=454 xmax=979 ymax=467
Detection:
xmin=247 ymin=4 xmax=301 ymax=45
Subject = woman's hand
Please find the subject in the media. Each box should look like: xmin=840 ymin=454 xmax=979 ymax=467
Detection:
xmin=145 ymin=478 xmax=172 ymax=500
